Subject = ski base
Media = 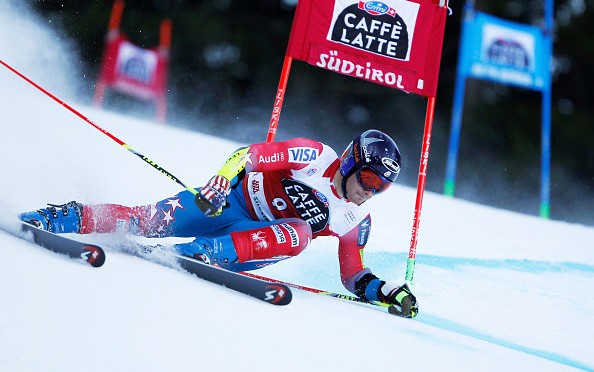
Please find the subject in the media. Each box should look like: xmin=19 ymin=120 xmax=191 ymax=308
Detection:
xmin=2 ymin=221 xmax=106 ymax=267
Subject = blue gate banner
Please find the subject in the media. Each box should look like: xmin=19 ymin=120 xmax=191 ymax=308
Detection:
xmin=459 ymin=11 xmax=551 ymax=91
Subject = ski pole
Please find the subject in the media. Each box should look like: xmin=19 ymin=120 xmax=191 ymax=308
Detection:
xmin=240 ymin=272 xmax=407 ymax=317
xmin=0 ymin=58 xmax=199 ymax=197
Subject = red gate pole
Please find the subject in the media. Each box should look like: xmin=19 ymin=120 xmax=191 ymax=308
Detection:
xmin=156 ymin=18 xmax=172 ymax=124
xmin=93 ymin=0 xmax=125 ymax=107
xmin=266 ymin=56 xmax=293 ymax=142
xmin=405 ymin=96 xmax=437 ymax=283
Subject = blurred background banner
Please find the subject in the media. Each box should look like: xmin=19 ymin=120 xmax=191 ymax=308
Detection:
xmin=97 ymin=35 xmax=164 ymax=99
xmin=93 ymin=0 xmax=171 ymax=124
xmin=445 ymin=0 xmax=554 ymax=219
xmin=459 ymin=10 xmax=552 ymax=91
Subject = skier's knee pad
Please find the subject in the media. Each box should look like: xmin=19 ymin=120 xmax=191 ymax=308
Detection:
xmin=231 ymin=219 xmax=312 ymax=262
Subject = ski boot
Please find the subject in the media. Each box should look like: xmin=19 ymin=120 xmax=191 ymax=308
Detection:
xmin=19 ymin=201 xmax=83 ymax=234
xmin=175 ymin=235 xmax=238 ymax=266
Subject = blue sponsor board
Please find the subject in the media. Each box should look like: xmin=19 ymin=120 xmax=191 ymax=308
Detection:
xmin=459 ymin=11 xmax=551 ymax=91
xmin=445 ymin=2 xmax=554 ymax=219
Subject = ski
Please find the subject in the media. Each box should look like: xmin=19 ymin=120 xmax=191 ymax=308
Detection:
xmin=1 ymin=221 xmax=106 ymax=267
xmin=171 ymin=253 xmax=292 ymax=305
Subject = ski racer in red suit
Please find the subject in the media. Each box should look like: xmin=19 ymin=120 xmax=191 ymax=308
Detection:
xmin=20 ymin=129 xmax=418 ymax=317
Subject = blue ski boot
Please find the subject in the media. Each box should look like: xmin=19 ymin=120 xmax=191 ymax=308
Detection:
xmin=19 ymin=201 xmax=83 ymax=234
xmin=175 ymin=235 xmax=238 ymax=266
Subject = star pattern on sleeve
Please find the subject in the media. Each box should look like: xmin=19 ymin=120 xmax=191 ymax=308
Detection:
xmin=162 ymin=209 xmax=175 ymax=225
xmin=165 ymin=198 xmax=184 ymax=213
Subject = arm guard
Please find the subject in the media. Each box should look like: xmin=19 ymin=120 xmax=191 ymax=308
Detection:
xmin=216 ymin=146 xmax=251 ymax=188
xmin=215 ymin=138 xmax=323 ymax=187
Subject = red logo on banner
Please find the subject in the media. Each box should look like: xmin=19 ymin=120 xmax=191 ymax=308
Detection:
xmin=286 ymin=0 xmax=448 ymax=97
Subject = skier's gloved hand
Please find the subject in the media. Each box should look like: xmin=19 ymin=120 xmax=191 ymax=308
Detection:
xmin=380 ymin=282 xmax=419 ymax=318
xmin=195 ymin=175 xmax=231 ymax=217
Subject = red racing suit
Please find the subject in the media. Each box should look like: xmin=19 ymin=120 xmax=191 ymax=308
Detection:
xmin=240 ymin=138 xmax=375 ymax=294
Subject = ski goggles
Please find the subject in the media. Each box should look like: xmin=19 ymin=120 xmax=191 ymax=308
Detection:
xmin=355 ymin=167 xmax=392 ymax=195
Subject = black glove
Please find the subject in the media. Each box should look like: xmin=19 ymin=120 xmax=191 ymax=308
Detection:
xmin=380 ymin=282 xmax=419 ymax=318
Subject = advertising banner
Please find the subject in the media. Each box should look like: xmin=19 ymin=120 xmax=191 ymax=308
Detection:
xmin=458 ymin=11 xmax=551 ymax=91
xmin=98 ymin=35 xmax=168 ymax=100
xmin=286 ymin=0 xmax=449 ymax=97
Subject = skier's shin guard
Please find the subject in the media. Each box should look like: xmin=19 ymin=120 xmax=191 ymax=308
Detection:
xmin=230 ymin=218 xmax=312 ymax=263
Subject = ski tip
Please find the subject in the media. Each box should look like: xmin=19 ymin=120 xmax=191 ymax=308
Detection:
xmin=81 ymin=245 xmax=106 ymax=267
xmin=264 ymin=284 xmax=292 ymax=305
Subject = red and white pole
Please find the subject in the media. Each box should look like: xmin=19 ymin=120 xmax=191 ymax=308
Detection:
xmin=266 ymin=56 xmax=293 ymax=142
xmin=405 ymin=96 xmax=436 ymax=283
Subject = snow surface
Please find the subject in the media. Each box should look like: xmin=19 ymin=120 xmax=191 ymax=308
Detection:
xmin=1 ymin=2 xmax=594 ymax=371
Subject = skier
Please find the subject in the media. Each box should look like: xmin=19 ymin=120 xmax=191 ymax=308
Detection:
xmin=20 ymin=129 xmax=418 ymax=317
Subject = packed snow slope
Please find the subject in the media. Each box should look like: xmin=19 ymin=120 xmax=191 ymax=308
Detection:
xmin=1 ymin=2 xmax=594 ymax=370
